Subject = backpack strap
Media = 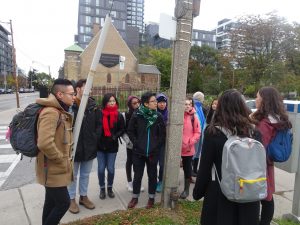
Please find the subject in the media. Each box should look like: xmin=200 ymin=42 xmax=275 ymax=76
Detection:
xmin=122 ymin=112 xmax=126 ymax=126
xmin=212 ymin=164 xmax=221 ymax=184
xmin=215 ymin=126 xmax=232 ymax=138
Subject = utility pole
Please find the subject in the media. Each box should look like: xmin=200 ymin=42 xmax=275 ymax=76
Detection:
xmin=162 ymin=0 xmax=200 ymax=208
xmin=3 ymin=65 xmax=7 ymax=92
xmin=10 ymin=20 xmax=20 ymax=108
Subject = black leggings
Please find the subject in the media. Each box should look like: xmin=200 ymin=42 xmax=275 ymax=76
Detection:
xmin=42 ymin=186 xmax=70 ymax=225
xmin=181 ymin=156 xmax=193 ymax=179
xmin=260 ymin=198 xmax=274 ymax=225
xmin=126 ymin=148 xmax=133 ymax=182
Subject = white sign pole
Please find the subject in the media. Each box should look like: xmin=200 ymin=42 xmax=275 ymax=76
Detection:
xmin=72 ymin=15 xmax=111 ymax=160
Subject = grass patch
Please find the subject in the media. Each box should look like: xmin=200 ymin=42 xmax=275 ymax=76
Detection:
xmin=63 ymin=200 xmax=202 ymax=225
xmin=274 ymin=218 xmax=300 ymax=225
xmin=62 ymin=200 xmax=295 ymax=225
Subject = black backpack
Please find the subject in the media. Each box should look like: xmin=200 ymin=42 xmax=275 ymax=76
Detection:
xmin=9 ymin=103 xmax=45 ymax=158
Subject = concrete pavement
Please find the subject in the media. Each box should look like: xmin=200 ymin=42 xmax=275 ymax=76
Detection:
xmin=0 ymin=165 xmax=296 ymax=225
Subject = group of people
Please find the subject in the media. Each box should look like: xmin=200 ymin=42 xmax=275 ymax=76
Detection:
xmin=34 ymin=77 xmax=289 ymax=225
xmin=193 ymin=87 xmax=291 ymax=225
xmin=35 ymin=78 xmax=169 ymax=224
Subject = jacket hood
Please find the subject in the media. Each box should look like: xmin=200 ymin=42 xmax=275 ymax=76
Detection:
xmin=127 ymin=95 xmax=140 ymax=111
xmin=266 ymin=115 xmax=282 ymax=130
xmin=36 ymin=93 xmax=64 ymax=110
xmin=156 ymin=93 xmax=168 ymax=104
xmin=185 ymin=107 xmax=196 ymax=115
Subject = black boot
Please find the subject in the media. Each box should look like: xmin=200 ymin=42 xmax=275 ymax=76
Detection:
xmin=192 ymin=158 xmax=199 ymax=177
xmin=99 ymin=188 xmax=106 ymax=199
xmin=107 ymin=187 xmax=115 ymax=198
xmin=180 ymin=178 xmax=190 ymax=199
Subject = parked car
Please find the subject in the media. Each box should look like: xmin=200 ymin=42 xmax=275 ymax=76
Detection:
xmin=245 ymin=99 xmax=256 ymax=112
xmin=0 ymin=88 xmax=5 ymax=94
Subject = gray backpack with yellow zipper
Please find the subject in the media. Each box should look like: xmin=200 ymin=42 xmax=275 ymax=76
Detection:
xmin=214 ymin=127 xmax=267 ymax=203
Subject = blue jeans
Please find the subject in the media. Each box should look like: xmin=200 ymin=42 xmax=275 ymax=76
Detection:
xmin=97 ymin=151 xmax=117 ymax=189
xmin=68 ymin=159 xmax=94 ymax=199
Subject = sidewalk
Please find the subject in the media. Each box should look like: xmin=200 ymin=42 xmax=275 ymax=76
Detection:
xmin=0 ymin=167 xmax=295 ymax=225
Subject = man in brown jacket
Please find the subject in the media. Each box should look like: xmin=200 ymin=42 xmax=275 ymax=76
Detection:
xmin=36 ymin=78 xmax=74 ymax=225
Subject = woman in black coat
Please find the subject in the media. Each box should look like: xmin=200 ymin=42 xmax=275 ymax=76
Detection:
xmin=193 ymin=89 xmax=260 ymax=225
xmin=96 ymin=93 xmax=125 ymax=200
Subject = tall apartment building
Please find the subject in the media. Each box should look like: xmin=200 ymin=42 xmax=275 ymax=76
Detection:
xmin=75 ymin=0 xmax=144 ymax=50
xmin=215 ymin=18 xmax=237 ymax=50
xmin=192 ymin=29 xmax=216 ymax=49
xmin=127 ymin=0 xmax=144 ymax=33
xmin=0 ymin=24 xmax=13 ymax=83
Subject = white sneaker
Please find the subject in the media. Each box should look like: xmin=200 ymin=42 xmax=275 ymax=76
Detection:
xmin=127 ymin=182 xmax=133 ymax=192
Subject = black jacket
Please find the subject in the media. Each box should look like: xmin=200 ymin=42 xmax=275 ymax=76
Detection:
xmin=96 ymin=111 xmax=125 ymax=153
xmin=72 ymin=97 xmax=98 ymax=162
xmin=127 ymin=111 xmax=165 ymax=157
xmin=193 ymin=128 xmax=260 ymax=225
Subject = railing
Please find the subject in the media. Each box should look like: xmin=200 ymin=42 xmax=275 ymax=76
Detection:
xmin=92 ymin=86 xmax=168 ymax=111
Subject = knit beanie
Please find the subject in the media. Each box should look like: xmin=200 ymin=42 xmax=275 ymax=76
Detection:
xmin=127 ymin=95 xmax=140 ymax=109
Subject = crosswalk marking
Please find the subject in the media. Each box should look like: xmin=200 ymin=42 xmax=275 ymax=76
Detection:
xmin=0 ymin=124 xmax=20 ymax=188
xmin=0 ymin=126 xmax=8 ymax=141
xmin=0 ymin=154 xmax=19 ymax=163
xmin=0 ymin=154 xmax=21 ymax=187
xmin=0 ymin=144 xmax=12 ymax=149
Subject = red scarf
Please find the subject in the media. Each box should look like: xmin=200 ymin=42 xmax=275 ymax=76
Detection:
xmin=102 ymin=105 xmax=118 ymax=137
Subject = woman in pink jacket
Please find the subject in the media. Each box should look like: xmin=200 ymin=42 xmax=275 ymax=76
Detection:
xmin=180 ymin=97 xmax=201 ymax=199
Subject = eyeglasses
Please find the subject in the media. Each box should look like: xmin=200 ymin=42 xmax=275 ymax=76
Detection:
xmin=62 ymin=92 xmax=76 ymax=97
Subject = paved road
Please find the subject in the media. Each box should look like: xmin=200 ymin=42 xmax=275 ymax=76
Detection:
xmin=0 ymin=92 xmax=39 ymax=112
xmin=0 ymin=93 xmax=127 ymax=190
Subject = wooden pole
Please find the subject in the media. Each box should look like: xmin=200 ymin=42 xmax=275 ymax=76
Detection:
xmin=10 ymin=20 xmax=20 ymax=108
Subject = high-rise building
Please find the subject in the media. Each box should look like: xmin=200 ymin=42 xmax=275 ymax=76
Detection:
xmin=75 ymin=0 xmax=144 ymax=50
xmin=215 ymin=18 xmax=237 ymax=50
xmin=127 ymin=0 xmax=144 ymax=33
xmin=0 ymin=24 xmax=13 ymax=84
xmin=192 ymin=29 xmax=216 ymax=49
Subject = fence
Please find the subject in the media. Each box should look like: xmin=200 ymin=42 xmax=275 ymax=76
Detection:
xmin=92 ymin=86 xmax=168 ymax=111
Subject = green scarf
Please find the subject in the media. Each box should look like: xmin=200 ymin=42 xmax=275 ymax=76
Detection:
xmin=137 ymin=105 xmax=158 ymax=128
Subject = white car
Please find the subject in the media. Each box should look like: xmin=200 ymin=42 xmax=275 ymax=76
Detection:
xmin=245 ymin=100 xmax=256 ymax=112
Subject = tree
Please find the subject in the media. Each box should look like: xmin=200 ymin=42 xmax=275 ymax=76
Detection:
xmin=284 ymin=23 xmax=300 ymax=76
xmin=228 ymin=13 xmax=296 ymax=92
xmin=27 ymin=69 xmax=38 ymax=88
xmin=33 ymin=72 xmax=54 ymax=90
xmin=188 ymin=45 xmax=221 ymax=94
xmin=136 ymin=46 xmax=172 ymax=88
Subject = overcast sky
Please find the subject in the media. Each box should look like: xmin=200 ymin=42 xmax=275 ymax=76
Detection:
xmin=0 ymin=0 xmax=299 ymax=78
